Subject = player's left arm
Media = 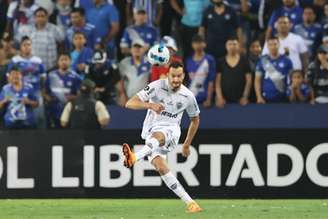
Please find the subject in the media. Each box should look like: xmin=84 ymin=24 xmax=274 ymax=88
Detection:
xmin=182 ymin=115 xmax=200 ymax=157
xmin=183 ymin=94 xmax=201 ymax=157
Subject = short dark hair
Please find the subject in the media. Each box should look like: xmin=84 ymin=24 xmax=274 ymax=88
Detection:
xmin=303 ymin=6 xmax=315 ymax=12
xmin=58 ymin=52 xmax=71 ymax=59
xmin=169 ymin=61 xmax=184 ymax=70
xmin=20 ymin=36 xmax=31 ymax=44
xmin=73 ymin=31 xmax=86 ymax=38
xmin=10 ymin=65 xmax=22 ymax=73
xmin=267 ymin=36 xmax=279 ymax=42
xmin=34 ymin=7 xmax=48 ymax=16
xmin=277 ymin=15 xmax=290 ymax=22
xmin=71 ymin=7 xmax=85 ymax=17
xmin=226 ymin=36 xmax=239 ymax=43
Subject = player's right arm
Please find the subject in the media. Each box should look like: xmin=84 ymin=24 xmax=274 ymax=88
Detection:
xmin=125 ymin=82 xmax=164 ymax=114
xmin=125 ymin=95 xmax=164 ymax=114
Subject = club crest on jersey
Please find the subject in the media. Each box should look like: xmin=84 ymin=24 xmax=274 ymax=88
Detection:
xmin=176 ymin=102 xmax=183 ymax=110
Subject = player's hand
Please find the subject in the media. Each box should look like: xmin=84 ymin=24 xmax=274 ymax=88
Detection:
xmin=203 ymin=99 xmax=211 ymax=108
xmin=239 ymin=97 xmax=248 ymax=106
xmin=257 ymin=97 xmax=266 ymax=104
xmin=215 ymin=97 xmax=226 ymax=108
xmin=149 ymin=103 xmax=165 ymax=114
xmin=182 ymin=144 xmax=190 ymax=158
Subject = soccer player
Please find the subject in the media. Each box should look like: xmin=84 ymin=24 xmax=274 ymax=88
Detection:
xmin=44 ymin=53 xmax=82 ymax=128
xmin=122 ymin=62 xmax=202 ymax=213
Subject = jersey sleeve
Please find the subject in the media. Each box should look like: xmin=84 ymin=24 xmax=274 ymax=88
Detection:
xmin=137 ymin=81 xmax=158 ymax=102
xmin=186 ymin=94 xmax=200 ymax=118
xmin=108 ymin=4 xmax=120 ymax=23
xmin=120 ymin=29 xmax=131 ymax=48
xmin=255 ymin=58 xmax=264 ymax=76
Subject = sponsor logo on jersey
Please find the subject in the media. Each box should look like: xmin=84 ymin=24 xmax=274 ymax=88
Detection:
xmin=161 ymin=111 xmax=178 ymax=118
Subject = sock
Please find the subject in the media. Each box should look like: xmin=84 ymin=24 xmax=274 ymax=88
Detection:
xmin=135 ymin=137 xmax=160 ymax=161
xmin=161 ymin=171 xmax=193 ymax=204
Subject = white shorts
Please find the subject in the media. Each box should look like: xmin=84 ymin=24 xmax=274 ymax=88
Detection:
xmin=141 ymin=125 xmax=181 ymax=162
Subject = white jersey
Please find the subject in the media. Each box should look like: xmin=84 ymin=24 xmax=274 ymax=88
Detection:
xmin=137 ymin=79 xmax=200 ymax=138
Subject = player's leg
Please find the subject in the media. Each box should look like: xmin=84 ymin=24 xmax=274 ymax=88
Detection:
xmin=151 ymin=155 xmax=202 ymax=213
xmin=122 ymin=132 xmax=165 ymax=168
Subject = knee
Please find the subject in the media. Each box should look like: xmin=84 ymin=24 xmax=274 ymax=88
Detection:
xmin=153 ymin=162 xmax=169 ymax=175
xmin=151 ymin=132 xmax=165 ymax=146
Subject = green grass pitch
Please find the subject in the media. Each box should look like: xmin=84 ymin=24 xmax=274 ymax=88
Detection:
xmin=0 ymin=199 xmax=326 ymax=219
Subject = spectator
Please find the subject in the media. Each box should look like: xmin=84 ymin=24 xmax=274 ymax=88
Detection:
xmin=307 ymin=46 xmax=328 ymax=103
xmin=44 ymin=53 xmax=81 ymax=128
xmin=120 ymin=8 xmax=158 ymax=55
xmin=86 ymin=0 xmax=119 ymax=59
xmin=66 ymin=7 xmax=96 ymax=49
xmin=255 ymin=37 xmax=293 ymax=103
xmin=0 ymin=0 xmax=9 ymax=38
xmin=185 ymin=34 xmax=216 ymax=107
xmin=16 ymin=7 xmax=65 ymax=71
xmin=5 ymin=0 xmax=39 ymax=38
xmin=60 ymin=78 xmax=110 ymax=129
xmin=0 ymin=45 xmax=9 ymax=88
xmin=287 ymin=69 xmax=315 ymax=103
xmin=215 ymin=37 xmax=252 ymax=108
xmin=49 ymin=0 xmax=73 ymax=32
xmin=248 ymin=39 xmax=262 ymax=102
xmin=1 ymin=36 xmax=17 ymax=60
xmin=70 ymin=31 xmax=93 ymax=76
xmin=8 ymin=36 xmax=46 ymax=128
xmin=294 ymin=6 xmax=322 ymax=59
xmin=85 ymin=49 xmax=125 ymax=106
xmin=118 ymin=39 xmax=151 ymax=99
xmin=74 ymin=0 xmax=113 ymax=13
xmin=262 ymin=16 xmax=309 ymax=71
xmin=265 ymin=0 xmax=303 ymax=39
xmin=0 ymin=67 xmax=38 ymax=129
xmin=248 ymin=39 xmax=262 ymax=73
xmin=126 ymin=0 xmax=163 ymax=27
xmin=150 ymin=36 xmax=182 ymax=82
xmin=199 ymin=0 xmax=243 ymax=60
xmin=321 ymin=3 xmax=328 ymax=36
xmin=8 ymin=36 xmax=46 ymax=95
xmin=170 ymin=0 xmax=210 ymax=58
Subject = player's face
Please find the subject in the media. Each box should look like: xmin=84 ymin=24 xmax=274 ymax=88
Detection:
xmin=168 ymin=67 xmax=185 ymax=91
xmin=292 ymin=72 xmax=303 ymax=85
xmin=192 ymin=41 xmax=206 ymax=52
xmin=249 ymin=41 xmax=262 ymax=56
xmin=34 ymin=11 xmax=48 ymax=26
xmin=10 ymin=70 xmax=22 ymax=84
xmin=226 ymin=40 xmax=239 ymax=55
xmin=134 ymin=13 xmax=147 ymax=25
xmin=71 ymin=12 xmax=83 ymax=26
xmin=268 ymin=39 xmax=279 ymax=55
xmin=283 ymin=0 xmax=295 ymax=7
xmin=303 ymin=8 xmax=315 ymax=23
xmin=277 ymin=17 xmax=291 ymax=34
xmin=73 ymin=34 xmax=86 ymax=48
xmin=20 ymin=40 xmax=32 ymax=56
xmin=58 ymin=55 xmax=71 ymax=71
xmin=325 ymin=4 xmax=328 ymax=17
xmin=131 ymin=45 xmax=145 ymax=57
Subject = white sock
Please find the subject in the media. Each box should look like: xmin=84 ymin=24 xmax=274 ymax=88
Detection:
xmin=161 ymin=171 xmax=193 ymax=204
xmin=135 ymin=137 xmax=160 ymax=161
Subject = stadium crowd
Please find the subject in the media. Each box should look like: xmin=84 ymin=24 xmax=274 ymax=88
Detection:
xmin=0 ymin=0 xmax=327 ymax=129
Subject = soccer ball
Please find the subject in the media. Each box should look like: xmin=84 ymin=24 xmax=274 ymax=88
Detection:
xmin=147 ymin=44 xmax=170 ymax=66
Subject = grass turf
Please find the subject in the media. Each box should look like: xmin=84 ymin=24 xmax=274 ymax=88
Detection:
xmin=0 ymin=199 xmax=326 ymax=219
